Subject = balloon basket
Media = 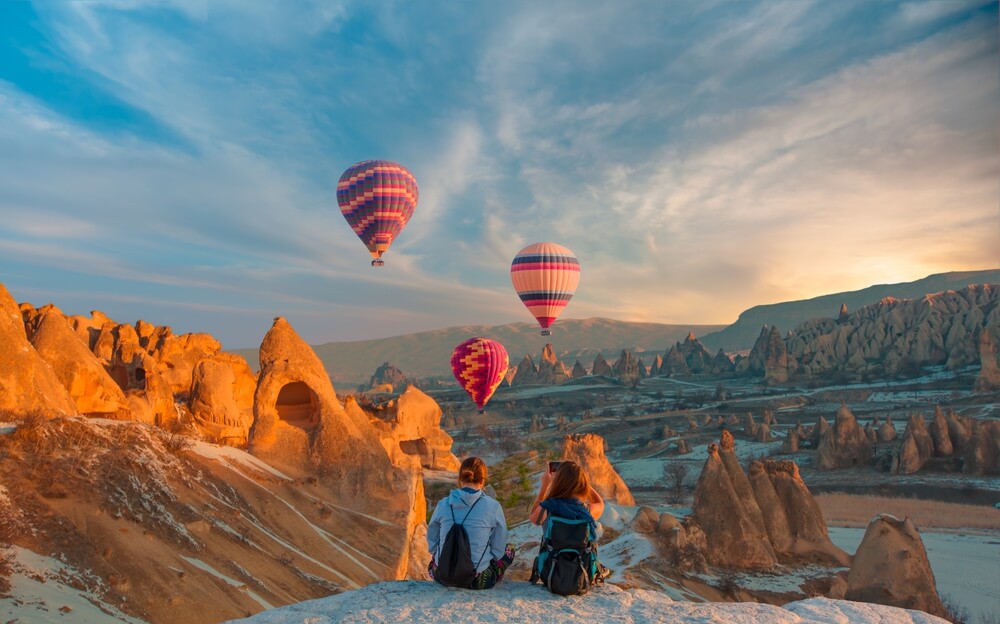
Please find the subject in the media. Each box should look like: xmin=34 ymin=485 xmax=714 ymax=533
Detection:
xmin=540 ymin=330 xmax=551 ymax=336
xmin=477 ymin=409 xmax=485 ymax=415
xmin=371 ymin=259 xmax=385 ymax=267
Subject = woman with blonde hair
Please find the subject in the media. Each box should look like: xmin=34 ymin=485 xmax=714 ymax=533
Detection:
xmin=427 ymin=456 xmax=515 ymax=589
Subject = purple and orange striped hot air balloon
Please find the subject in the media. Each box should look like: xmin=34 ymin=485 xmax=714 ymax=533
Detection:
xmin=450 ymin=337 xmax=509 ymax=413
xmin=336 ymin=160 xmax=418 ymax=266
xmin=510 ymin=242 xmax=580 ymax=336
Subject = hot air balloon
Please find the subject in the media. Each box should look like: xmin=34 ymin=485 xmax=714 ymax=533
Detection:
xmin=510 ymin=242 xmax=580 ymax=335
xmin=336 ymin=160 xmax=418 ymax=266
xmin=450 ymin=337 xmax=509 ymax=413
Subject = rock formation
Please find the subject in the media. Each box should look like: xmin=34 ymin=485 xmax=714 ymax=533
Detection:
xmin=808 ymin=416 xmax=829 ymax=448
xmin=743 ymin=412 xmax=759 ymax=438
xmin=928 ymin=406 xmax=953 ymax=457
xmin=947 ymin=410 xmax=974 ymax=454
xmin=571 ymin=360 xmax=587 ymax=379
xmin=660 ymin=333 xmax=730 ymax=376
xmin=676 ymin=438 xmax=691 ymax=454
xmin=877 ymin=417 xmax=897 ymax=443
xmin=636 ymin=357 xmax=648 ymax=379
xmin=963 ymin=420 xmax=1000 ymax=475
xmin=188 ymin=354 xmax=257 ymax=445
xmin=28 ymin=311 xmax=129 ymax=419
xmin=537 ymin=344 xmax=572 ymax=384
xmin=691 ymin=432 xmax=777 ymax=569
xmin=748 ymin=460 xmax=850 ymax=566
xmin=974 ymin=328 xmax=1000 ymax=392
xmin=749 ymin=327 xmax=789 ymax=384
xmin=561 ymin=433 xmax=635 ymax=505
xmin=364 ymin=385 xmax=460 ymax=472
xmin=249 ymin=317 xmax=392 ymax=478
xmin=781 ymin=430 xmax=799 ymax=453
xmin=838 ymin=303 xmax=849 ymax=323
xmin=649 ymin=354 xmax=663 ymax=376
xmin=845 ymin=515 xmax=947 ymax=618
xmin=816 ymin=406 xmax=871 ymax=469
xmin=711 ymin=349 xmax=733 ymax=375
xmin=611 ymin=349 xmax=640 ymax=387
xmin=365 ymin=362 xmax=414 ymax=392
xmin=510 ymin=354 xmax=539 ymax=385
xmin=661 ymin=345 xmax=689 ymax=376
xmin=756 ymin=423 xmax=772 ymax=443
xmin=0 ymin=285 xmax=76 ymax=418
xmin=591 ymin=352 xmax=612 ymax=377
xmin=629 ymin=506 xmax=660 ymax=534
xmin=787 ymin=284 xmax=998 ymax=380
xmin=145 ymin=329 xmax=222 ymax=396
xmin=893 ymin=415 xmax=933 ymax=475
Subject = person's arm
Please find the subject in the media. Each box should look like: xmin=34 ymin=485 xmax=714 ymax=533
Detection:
xmin=426 ymin=501 xmax=443 ymax=556
xmin=585 ymin=486 xmax=605 ymax=521
xmin=529 ymin=471 xmax=553 ymax=526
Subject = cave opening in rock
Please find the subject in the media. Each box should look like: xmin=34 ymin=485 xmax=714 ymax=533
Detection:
xmin=275 ymin=381 xmax=320 ymax=431
xmin=399 ymin=438 xmax=429 ymax=458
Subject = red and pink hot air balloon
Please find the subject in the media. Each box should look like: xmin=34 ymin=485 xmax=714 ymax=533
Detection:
xmin=510 ymin=242 xmax=580 ymax=335
xmin=336 ymin=160 xmax=418 ymax=266
xmin=450 ymin=337 xmax=509 ymax=413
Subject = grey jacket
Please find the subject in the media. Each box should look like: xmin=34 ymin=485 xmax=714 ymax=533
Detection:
xmin=427 ymin=488 xmax=508 ymax=574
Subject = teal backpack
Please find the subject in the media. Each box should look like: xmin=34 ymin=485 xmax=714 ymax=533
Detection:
xmin=529 ymin=516 xmax=599 ymax=595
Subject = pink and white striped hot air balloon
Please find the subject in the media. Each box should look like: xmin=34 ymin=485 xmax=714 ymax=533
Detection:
xmin=510 ymin=242 xmax=580 ymax=336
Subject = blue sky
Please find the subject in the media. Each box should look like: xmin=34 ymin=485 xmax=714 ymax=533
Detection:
xmin=0 ymin=1 xmax=997 ymax=349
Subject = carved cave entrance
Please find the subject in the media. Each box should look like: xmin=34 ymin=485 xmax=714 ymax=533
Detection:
xmin=275 ymin=381 xmax=320 ymax=432
xmin=399 ymin=438 xmax=430 ymax=458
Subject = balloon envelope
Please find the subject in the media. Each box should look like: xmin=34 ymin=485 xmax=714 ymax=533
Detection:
xmin=510 ymin=242 xmax=580 ymax=332
xmin=336 ymin=160 xmax=418 ymax=264
xmin=450 ymin=337 xmax=509 ymax=410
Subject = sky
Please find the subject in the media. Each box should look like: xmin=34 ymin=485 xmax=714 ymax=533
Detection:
xmin=0 ymin=1 xmax=997 ymax=349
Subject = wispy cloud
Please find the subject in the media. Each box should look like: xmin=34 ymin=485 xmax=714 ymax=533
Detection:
xmin=0 ymin=1 xmax=996 ymax=347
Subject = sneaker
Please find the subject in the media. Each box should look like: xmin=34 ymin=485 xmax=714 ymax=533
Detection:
xmin=595 ymin=562 xmax=613 ymax=582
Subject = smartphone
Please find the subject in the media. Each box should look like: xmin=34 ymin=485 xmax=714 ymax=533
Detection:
xmin=548 ymin=461 xmax=563 ymax=474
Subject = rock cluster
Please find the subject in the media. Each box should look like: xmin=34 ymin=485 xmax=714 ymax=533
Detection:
xmin=886 ymin=406 xmax=999 ymax=475
xmin=510 ymin=344 xmax=573 ymax=386
xmin=361 ymin=385 xmax=460 ymax=472
xmin=685 ymin=433 xmax=849 ymax=571
xmin=591 ymin=352 xmax=612 ymax=377
xmin=561 ymin=433 xmax=635 ymax=505
xmin=610 ymin=349 xmax=640 ymax=387
xmin=741 ymin=326 xmax=789 ymax=384
xmin=657 ymin=333 xmax=734 ymax=376
xmin=816 ymin=405 xmax=871 ymax=470
xmin=363 ymin=362 xmax=415 ymax=393
xmin=845 ymin=515 xmax=947 ymax=618
xmin=1 ymin=288 xmax=76 ymax=418
xmin=785 ymin=285 xmax=998 ymax=380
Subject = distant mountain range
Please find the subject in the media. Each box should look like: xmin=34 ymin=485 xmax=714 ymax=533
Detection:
xmin=699 ymin=270 xmax=1000 ymax=351
xmin=231 ymin=269 xmax=999 ymax=385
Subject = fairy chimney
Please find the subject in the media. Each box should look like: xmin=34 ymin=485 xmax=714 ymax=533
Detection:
xmin=562 ymin=433 xmax=635 ymax=505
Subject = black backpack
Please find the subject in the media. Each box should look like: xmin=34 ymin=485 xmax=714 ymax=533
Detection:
xmin=530 ymin=517 xmax=599 ymax=596
xmin=434 ymin=496 xmax=488 ymax=588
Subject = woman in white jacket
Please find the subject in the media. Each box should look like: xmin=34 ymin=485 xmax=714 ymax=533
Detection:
xmin=427 ymin=457 xmax=515 ymax=589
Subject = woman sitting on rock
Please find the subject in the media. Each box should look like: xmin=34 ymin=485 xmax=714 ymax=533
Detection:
xmin=529 ymin=460 xmax=612 ymax=588
xmin=427 ymin=456 xmax=515 ymax=589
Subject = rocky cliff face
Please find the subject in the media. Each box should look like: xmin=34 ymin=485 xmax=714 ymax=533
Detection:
xmin=0 ymin=417 xmax=422 ymax=623
xmin=786 ymin=284 xmax=998 ymax=380
xmin=658 ymin=332 xmax=733 ymax=376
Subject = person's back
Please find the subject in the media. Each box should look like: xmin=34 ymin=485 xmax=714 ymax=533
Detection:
xmin=426 ymin=457 xmax=515 ymax=590
xmin=528 ymin=460 xmax=611 ymax=593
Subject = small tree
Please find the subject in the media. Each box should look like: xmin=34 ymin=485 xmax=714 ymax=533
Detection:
xmin=664 ymin=462 xmax=689 ymax=505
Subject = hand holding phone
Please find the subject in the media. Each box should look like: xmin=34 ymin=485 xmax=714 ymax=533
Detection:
xmin=548 ymin=461 xmax=563 ymax=474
